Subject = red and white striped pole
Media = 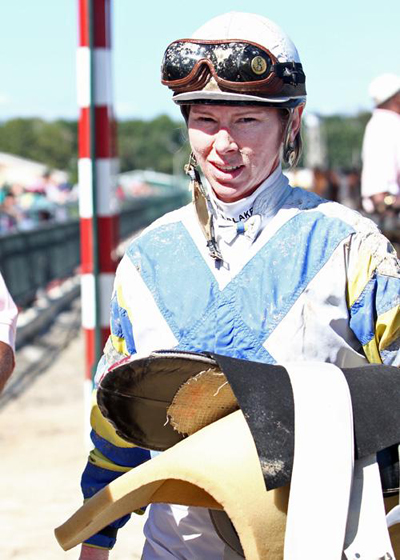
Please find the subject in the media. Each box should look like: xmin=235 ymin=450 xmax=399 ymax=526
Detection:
xmin=77 ymin=0 xmax=119 ymax=406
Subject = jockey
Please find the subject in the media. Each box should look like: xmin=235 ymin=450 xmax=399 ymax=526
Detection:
xmin=75 ymin=12 xmax=400 ymax=560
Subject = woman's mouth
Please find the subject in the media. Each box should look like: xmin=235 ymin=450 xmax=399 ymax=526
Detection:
xmin=210 ymin=162 xmax=244 ymax=178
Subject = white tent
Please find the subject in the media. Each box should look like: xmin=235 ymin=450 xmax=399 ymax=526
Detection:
xmin=0 ymin=152 xmax=67 ymax=188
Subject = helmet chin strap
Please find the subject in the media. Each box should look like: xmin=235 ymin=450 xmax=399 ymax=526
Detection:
xmin=184 ymin=153 xmax=223 ymax=261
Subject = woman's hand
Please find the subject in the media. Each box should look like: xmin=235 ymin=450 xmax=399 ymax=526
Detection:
xmin=78 ymin=544 xmax=110 ymax=560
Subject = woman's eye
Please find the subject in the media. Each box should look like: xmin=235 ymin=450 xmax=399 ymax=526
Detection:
xmin=198 ymin=116 xmax=215 ymax=123
xmin=239 ymin=117 xmax=257 ymax=123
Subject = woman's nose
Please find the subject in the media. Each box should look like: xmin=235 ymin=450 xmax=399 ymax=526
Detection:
xmin=213 ymin=128 xmax=238 ymax=154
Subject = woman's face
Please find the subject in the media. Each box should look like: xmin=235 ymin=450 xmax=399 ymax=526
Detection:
xmin=188 ymin=104 xmax=296 ymax=203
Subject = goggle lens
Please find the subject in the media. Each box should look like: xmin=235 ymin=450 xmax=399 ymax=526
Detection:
xmin=162 ymin=43 xmax=210 ymax=81
xmin=162 ymin=41 xmax=273 ymax=84
xmin=213 ymin=43 xmax=271 ymax=82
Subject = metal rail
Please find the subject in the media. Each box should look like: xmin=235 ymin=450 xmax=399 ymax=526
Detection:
xmin=0 ymin=191 xmax=189 ymax=307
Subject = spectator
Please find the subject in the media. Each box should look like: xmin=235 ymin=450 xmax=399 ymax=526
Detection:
xmin=361 ymin=73 xmax=400 ymax=214
xmin=0 ymin=272 xmax=18 ymax=393
xmin=0 ymin=190 xmax=18 ymax=233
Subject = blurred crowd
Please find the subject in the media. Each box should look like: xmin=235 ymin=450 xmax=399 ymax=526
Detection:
xmin=0 ymin=169 xmax=163 ymax=235
xmin=0 ymin=172 xmax=78 ymax=234
xmin=1 ymin=163 xmax=397 ymax=236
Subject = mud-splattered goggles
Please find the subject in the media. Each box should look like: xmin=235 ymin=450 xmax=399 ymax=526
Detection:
xmin=161 ymin=39 xmax=306 ymax=95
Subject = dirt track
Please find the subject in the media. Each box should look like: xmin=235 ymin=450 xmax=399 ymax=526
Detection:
xmin=0 ymin=301 xmax=146 ymax=559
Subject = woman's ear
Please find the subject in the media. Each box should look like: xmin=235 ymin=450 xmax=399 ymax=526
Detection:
xmin=282 ymin=104 xmax=305 ymax=168
xmin=290 ymin=105 xmax=304 ymax=143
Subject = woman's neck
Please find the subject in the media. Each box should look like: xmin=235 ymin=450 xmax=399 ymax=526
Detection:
xmin=207 ymin=165 xmax=291 ymax=224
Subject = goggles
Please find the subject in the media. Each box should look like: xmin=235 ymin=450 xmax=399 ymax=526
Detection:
xmin=161 ymin=39 xmax=306 ymax=96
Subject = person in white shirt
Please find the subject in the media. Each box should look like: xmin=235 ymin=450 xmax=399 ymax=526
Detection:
xmin=361 ymin=73 xmax=400 ymax=214
xmin=0 ymin=272 xmax=18 ymax=393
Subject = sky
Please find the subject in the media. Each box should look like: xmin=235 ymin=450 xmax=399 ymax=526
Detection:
xmin=0 ymin=0 xmax=399 ymax=123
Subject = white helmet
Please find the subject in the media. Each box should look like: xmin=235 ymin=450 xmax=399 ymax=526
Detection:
xmin=368 ymin=74 xmax=400 ymax=107
xmin=161 ymin=12 xmax=306 ymax=108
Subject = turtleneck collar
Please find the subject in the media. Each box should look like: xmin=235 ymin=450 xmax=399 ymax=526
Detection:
xmin=206 ymin=164 xmax=291 ymax=225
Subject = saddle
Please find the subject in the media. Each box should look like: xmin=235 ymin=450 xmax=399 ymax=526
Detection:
xmin=55 ymin=351 xmax=400 ymax=558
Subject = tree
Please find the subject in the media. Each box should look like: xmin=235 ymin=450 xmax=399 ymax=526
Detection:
xmin=0 ymin=118 xmax=78 ymax=181
xmin=322 ymin=112 xmax=370 ymax=170
xmin=117 ymin=115 xmax=189 ymax=174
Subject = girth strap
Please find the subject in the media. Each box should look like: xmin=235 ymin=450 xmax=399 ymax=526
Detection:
xmin=283 ymin=362 xmax=354 ymax=559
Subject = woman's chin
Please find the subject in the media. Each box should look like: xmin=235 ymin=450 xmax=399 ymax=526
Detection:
xmin=211 ymin=185 xmax=244 ymax=203
xmin=209 ymin=179 xmax=264 ymax=203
